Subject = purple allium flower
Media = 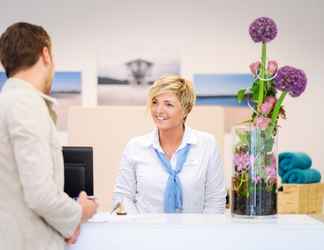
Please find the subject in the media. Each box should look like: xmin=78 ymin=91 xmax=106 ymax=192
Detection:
xmin=274 ymin=66 xmax=307 ymax=97
xmin=249 ymin=17 xmax=278 ymax=43
xmin=267 ymin=60 xmax=278 ymax=75
xmin=234 ymin=152 xmax=250 ymax=171
xmin=260 ymin=96 xmax=276 ymax=114
xmin=249 ymin=61 xmax=260 ymax=75
xmin=255 ymin=116 xmax=271 ymax=130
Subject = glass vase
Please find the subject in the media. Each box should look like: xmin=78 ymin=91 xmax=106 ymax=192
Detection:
xmin=231 ymin=123 xmax=277 ymax=217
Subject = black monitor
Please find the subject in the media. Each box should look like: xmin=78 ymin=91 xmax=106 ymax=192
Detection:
xmin=63 ymin=146 xmax=94 ymax=198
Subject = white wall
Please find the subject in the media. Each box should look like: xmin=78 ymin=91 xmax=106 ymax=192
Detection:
xmin=1 ymin=0 xmax=324 ymax=175
xmin=67 ymin=106 xmax=225 ymax=210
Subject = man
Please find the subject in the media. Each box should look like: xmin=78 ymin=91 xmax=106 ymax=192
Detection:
xmin=0 ymin=22 xmax=97 ymax=250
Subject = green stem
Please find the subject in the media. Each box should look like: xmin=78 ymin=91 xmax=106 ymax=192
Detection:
xmin=257 ymin=43 xmax=267 ymax=111
xmin=238 ymin=171 xmax=248 ymax=194
xmin=270 ymin=91 xmax=287 ymax=133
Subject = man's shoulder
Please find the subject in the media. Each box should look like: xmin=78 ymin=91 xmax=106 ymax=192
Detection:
xmin=1 ymin=86 xmax=44 ymax=107
xmin=0 ymin=86 xmax=48 ymax=125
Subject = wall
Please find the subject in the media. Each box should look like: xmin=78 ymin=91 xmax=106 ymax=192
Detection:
xmin=68 ymin=106 xmax=225 ymax=210
xmin=1 ymin=0 xmax=323 ymax=176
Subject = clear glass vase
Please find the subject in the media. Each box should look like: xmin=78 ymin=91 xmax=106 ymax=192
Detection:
xmin=231 ymin=123 xmax=277 ymax=217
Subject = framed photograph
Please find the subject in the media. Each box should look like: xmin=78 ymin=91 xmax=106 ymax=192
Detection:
xmin=97 ymin=57 xmax=180 ymax=105
xmin=193 ymin=73 xmax=253 ymax=132
xmin=0 ymin=71 xmax=82 ymax=131
xmin=51 ymin=71 xmax=81 ymax=130
xmin=193 ymin=73 xmax=253 ymax=106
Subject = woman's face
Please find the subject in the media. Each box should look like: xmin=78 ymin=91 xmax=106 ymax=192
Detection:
xmin=151 ymin=92 xmax=185 ymax=132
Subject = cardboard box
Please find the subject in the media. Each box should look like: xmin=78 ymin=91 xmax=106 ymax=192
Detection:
xmin=278 ymin=183 xmax=324 ymax=214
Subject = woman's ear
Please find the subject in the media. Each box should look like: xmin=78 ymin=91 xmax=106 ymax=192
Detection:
xmin=183 ymin=112 xmax=187 ymax=122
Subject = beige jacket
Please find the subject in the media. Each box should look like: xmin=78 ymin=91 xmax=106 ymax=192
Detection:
xmin=0 ymin=78 xmax=81 ymax=250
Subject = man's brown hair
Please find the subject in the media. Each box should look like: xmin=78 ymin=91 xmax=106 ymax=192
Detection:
xmin=0 ymin=22 xmax=51 ymax=77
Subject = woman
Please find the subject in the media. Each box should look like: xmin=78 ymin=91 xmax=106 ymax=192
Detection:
xmin=112 ymin=75 xmax=226 ymax=214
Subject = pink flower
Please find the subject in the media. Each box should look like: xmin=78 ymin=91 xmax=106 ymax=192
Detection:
xmin=253 ymin=175 xmax=261 ymax=184
xmin=234 ymin=152 xmax=250 ymax=171
xmin=260 ymin=96 xmax=276 ymax=114
xmin=271 ymin=155 xmax=277 ymax=169
xmin=266 ymin=166 xmax=276 ymax=177
xmin=255 ymin=116 xmax=271 ymax=130
xmin=260 ymin=102 xmax=272 ymax=114
xmin=267 ymin=96 xmax=276 ymax=106
xmin=249 ymin=61 xmax=260 ymax=76
xmin=266 ymin=155 xmax=277 ymax=182
xmin=266 ymin=165 xmax=277 ymax=183
xmin=267 ymin=60 xmax=278 ymax=75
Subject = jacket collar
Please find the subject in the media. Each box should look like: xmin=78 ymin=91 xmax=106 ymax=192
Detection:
xmin=2 ymin=77 xmax=57 ymax=106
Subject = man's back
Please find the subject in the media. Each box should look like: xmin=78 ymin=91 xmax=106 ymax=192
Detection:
xmin=0 ymin=22 xmax=97 ymax=249
xmin=0 ymin=78 xmax=78 ymax=250
xmin=0 ymin=82 xmax=26 ymax=249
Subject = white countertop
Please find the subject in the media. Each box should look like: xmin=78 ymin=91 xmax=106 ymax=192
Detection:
xmin=67 ymin=213 xmax=324 ymax=250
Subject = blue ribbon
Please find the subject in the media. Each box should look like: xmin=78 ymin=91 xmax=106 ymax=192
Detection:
xmin=154 ymin=144 xmax=191 ymax=213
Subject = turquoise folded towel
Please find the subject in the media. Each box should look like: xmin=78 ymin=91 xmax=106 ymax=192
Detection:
xmin=282 ymin=168 xmax=321 ymax=184
xmin=279 ymin=152 xmax=312 ymax=177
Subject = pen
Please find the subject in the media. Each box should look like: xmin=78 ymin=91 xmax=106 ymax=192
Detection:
xmin=110 ymin=202 xmax=120 ymax=214
xmin=111 ymin=202 xmax=127 ymax=215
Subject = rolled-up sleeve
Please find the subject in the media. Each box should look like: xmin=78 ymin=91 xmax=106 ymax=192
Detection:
xmin=203 ymin=138 xmax=226 ymax=214
xmin=112 ymin=141 xmax=139 ymax=214
xmin=7 ymin=95 xmax=81 ymax=238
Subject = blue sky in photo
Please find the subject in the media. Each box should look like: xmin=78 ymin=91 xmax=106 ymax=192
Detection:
xmin=196 ymin=96 xmax=248 ymax=107
xmin=0 ymin=71 xmax=81 ymax=93
xmin=193 ymin=73 xmax=253 ymax=107
xmin=193 ymin=73 xmax=253 ymax=96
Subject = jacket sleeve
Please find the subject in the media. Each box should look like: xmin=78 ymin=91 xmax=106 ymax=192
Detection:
xmin=7 ymin=94 xmax=81 ymax=238
xmin=112 ymin=141 xmax=139 ymax=214
xmin=203 ymin=137 xmax=227 ymax=214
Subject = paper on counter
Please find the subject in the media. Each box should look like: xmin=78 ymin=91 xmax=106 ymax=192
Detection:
xmin=88 ymin=213 xmax=167 ymax=224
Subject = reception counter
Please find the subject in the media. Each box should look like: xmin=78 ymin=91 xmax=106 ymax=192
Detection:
xmin=66 ymin=213 xmax=324 ymax=250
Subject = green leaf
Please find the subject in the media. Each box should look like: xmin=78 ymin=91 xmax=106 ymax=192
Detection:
xmin=236 ymin=130 xmax=250 ymax=146
xmin=236 ymin=89 xmax=246 ymax=103
xmin=251 ymin=81 xmax=260 ymax=102
xmin=264 ymin=137 xmax=274 ymax=153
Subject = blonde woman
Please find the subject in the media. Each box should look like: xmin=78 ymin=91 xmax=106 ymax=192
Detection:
xmin=113 ymin=75 xmax=226 ymax=214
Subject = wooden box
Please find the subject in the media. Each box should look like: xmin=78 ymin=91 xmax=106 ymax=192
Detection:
xmin=278 ymin=183 xmax=324 ymax=214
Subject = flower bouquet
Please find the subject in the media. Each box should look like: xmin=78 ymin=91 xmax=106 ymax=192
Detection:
xmin=231 ymin=17 xmax=307 ymax=217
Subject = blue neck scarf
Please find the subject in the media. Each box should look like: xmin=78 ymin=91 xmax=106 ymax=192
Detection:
xmin=154 ymin=144 xmax=191 ymax=213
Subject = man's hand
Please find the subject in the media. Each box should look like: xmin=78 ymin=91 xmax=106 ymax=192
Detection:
xmin=65 ymin=225 xmax=80 ymax=245
xmin=65 ymin=192 xmax=97 ymax=245
xmin=78 ymin=191 xmax=98 ymax=223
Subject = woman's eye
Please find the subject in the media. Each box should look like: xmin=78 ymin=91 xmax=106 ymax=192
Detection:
xmin=166 ymin=103 xmax=174 ymax=107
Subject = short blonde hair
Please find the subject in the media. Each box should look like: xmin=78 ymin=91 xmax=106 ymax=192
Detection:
xmin=148 ymin=75 xmax=196 ymax=119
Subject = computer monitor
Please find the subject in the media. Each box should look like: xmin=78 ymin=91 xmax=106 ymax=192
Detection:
xmin=63 ymin=146 xmax=94 ymax=198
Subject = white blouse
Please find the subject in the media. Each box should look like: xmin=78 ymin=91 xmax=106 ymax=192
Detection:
xmin=112 ymin=127 xmax=226 ymax=214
